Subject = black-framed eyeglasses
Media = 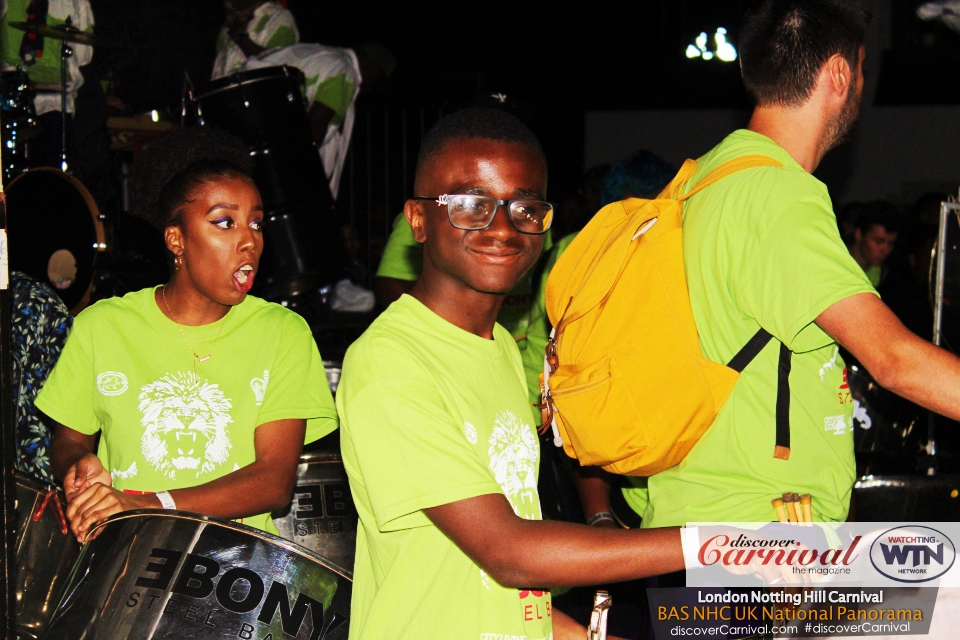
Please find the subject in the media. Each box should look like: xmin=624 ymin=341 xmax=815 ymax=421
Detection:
xmin=413 ymin=194 xmax=553 ymax=235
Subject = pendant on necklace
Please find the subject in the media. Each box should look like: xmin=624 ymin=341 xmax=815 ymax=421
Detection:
xmin=199 ymin=355 xmax=211 ymax=363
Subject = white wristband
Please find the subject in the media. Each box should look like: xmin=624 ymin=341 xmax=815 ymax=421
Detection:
xmin=155 ymin=491 xmax=177 ymax=510
xmin=680 ymin=526 xmax=703 ymax=569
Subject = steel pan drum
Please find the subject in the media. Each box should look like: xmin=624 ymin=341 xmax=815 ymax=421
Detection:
xmin=273 ymin=449 xmax=357 ymax=572
xmin=40 ymin=510 xmax=351 ymax=640
xmin=14 ymin=472 xmax=81 ymax=639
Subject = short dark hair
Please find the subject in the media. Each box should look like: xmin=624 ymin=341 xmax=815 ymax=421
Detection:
xmin=855 ymin=200 xmax=900 ymax=235
xmin=415 ymin=107 xmax=546 ymax=181
xmin=740 ymin=0 xmax=867 ymax=106
xmin=131 ymin=127 xmax=254 ymax=230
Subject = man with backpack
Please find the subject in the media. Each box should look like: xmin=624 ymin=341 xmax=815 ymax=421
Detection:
xmin=637 ymin=0 xmax=878 ymax=529
xmin=546 ymin=0 xmax=960 ymax=534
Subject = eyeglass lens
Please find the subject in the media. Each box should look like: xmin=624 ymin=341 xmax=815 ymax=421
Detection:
xmin=448 ymin=195 xmax=552 ymax=233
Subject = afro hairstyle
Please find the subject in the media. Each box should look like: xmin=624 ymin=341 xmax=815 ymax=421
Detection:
xmin=130 ymin=127 xmax=253 ymax=230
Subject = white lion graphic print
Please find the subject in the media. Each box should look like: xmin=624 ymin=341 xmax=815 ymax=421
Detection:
xmin=139 ymin=372 xmax=234 ymax=480
xmin=487 ymin=410 xmax=541 ymax=520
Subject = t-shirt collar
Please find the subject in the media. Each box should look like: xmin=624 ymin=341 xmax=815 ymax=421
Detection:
xmin=143 ymin=285 xmax=245 ymax=340
xmin=730 ymin=129 xmax=806 ymax=172
xmin=395 ymin=294 xmax=504 ymax=356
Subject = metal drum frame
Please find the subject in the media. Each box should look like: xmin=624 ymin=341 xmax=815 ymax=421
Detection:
xmin=272 ymin=448 xmax=357 ymax=572
xmin=13 ymin=472 xmax=80 ymax=640
xmin=40 ymin=509 xmax=351 ymax=640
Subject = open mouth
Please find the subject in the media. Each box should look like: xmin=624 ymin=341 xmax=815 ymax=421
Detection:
xmin=234 ymin=265 xmax=253 ymax=284
xmin=233 ymin=265 xmax=255 ymax=292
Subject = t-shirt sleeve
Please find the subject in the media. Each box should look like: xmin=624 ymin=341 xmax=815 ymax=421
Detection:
xmin=257 ymin=312 xmax=338 ymax=442
xmin=737 ymin=196 xmax=876 ymax=354
xmin=375 ymin=213 xmax=423 ymax=280
xmin=263 ymin=25 xmax=296 ymax=49
xmin=33 ymin=311 xmax=99 ymax=434
xmin=341 ymin=360 xmax=501 ymax=532
xmin=258 ymin=6 xmax=298 ymax=48
xmin=313 ymin=74 xmax=354 ymax=122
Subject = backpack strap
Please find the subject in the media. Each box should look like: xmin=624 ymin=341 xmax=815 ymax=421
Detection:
xmin=774 ymin=344 xmax=792 ymax=460
xmin=725 ymin=328 xmax=793 ymax=461
xmin=678 ymin=154 xmax=784 ymax=202
xmin=726 ymin=328 xmax=772 ymax=372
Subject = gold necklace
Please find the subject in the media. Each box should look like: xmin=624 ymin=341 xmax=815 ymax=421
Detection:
xmin=161 ymin=285 xmax=229 ymax=381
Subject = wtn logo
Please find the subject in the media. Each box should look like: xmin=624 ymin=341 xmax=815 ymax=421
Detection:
xmin=870 ymin=526 xmax=956 ymax=583
xmin=879 ymin=543 xmax=944 ymax=567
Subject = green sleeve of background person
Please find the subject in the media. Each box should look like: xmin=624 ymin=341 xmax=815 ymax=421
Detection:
xmin=519 ymin=232 xmax=575 ymax=423
xmin=864 ymin=264 xmax=881 ymax=287
xmin=310 ymin=73 xmax=353 ymax=127
xmin=375 ymin=213 xmax=422 ymax=281
xmin=263 ymin=25 xmax=295 ymax=49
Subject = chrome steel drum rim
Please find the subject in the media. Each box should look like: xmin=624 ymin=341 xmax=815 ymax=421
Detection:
xmin=89 ymin=508 xmax=352 ymax=580
xmin=197 ymin=65 xmax=303 ymax=100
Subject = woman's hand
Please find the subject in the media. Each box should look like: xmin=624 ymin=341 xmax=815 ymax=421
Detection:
xmin=63 ymin=453 xmax=111 ymax=502
xmin=65 ymin=484 xmax=159 ymax=543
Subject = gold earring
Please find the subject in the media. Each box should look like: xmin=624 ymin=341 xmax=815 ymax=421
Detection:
xmin=174 ymin=255 xmax=183 ymax=271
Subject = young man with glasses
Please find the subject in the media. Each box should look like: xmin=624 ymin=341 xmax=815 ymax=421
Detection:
xmin=336 ymin=109 xmax=785 ymax=640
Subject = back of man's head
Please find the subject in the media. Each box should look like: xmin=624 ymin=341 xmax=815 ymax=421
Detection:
xmin=415 ymin=107 xmax=546 ymax=183
xmin=740 ymin=0 xmax=867 ymax=107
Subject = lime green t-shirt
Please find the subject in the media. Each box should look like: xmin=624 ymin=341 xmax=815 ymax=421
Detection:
xmin=864 ymin=264 xmax=882 ymax=287
xmin=35 ymin=287 xmax=338 ymax=534
xmin=637 ymin=130 xmax=876 ymax=527
xmin=338 ymin=294 xmax=552 ymax=640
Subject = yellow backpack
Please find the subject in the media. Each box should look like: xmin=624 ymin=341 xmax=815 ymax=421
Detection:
xmin=542 ymin=155 xmax=786 ymax=476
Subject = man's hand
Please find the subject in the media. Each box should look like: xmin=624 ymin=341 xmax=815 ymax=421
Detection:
xmin=65 ymin=484 xmax=158 ymax=543
xmin=63 ymin=453 xmax=111 ymax=502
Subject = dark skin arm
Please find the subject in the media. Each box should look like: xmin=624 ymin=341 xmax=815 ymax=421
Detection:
xmin=52 ymin=419 xmax=305 ymax=542
xmin=424 ymin=493 xmax=683 ymax=589
xmin=233 ymin=33 xmax=266 ymax=57
xmin=574 ymin=466 xmax=618 ymax=529
xmin=816 ymin=293 xmax=960 ymax=418
xmin=374 ymin=276 xmax=415 ymax=308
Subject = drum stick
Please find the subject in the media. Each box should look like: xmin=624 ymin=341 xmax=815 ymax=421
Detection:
xmin=800 ymin=494 xmax=813 ymax=524
xmin=783 ymin=493 xmax=799 ymax=523
xmin=771 ymin=497 xmax=788 ymax=523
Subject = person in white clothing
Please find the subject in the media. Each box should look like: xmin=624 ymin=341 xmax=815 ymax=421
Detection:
xmin=210 ymin=0 xmax=298 ymax=81
xmin=243 ymin=41 xmax=395 ymax=200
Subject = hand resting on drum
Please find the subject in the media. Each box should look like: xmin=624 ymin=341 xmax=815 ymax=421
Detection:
xmin=52 ymin=418 xmax=306 ymax=543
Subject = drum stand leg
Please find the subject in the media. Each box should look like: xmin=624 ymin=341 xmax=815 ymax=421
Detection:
xmin=58 ymin=20 xmax=73 ymax=173
xmin=0 ymin=191 xmax=19 ymax=638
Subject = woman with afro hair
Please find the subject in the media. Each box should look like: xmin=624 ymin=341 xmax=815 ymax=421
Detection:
xmin=35 ymin=127 xmax=338 ymax=541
